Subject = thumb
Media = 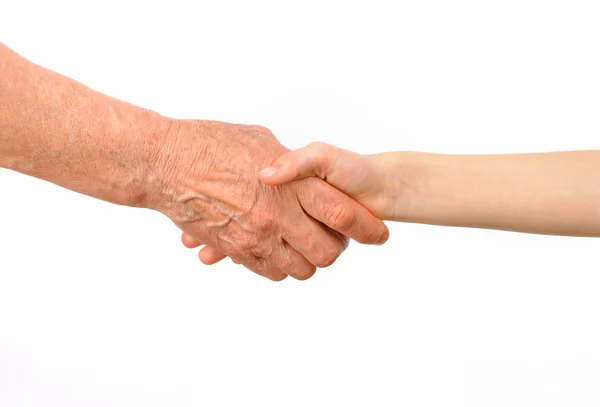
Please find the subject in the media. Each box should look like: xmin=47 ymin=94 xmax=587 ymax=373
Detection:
xmin=258 ymin=142 xmax=334 ymax=186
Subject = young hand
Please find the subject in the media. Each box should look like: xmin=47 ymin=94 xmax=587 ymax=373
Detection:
xmin=258 ymin=142 xmax=394 ymax=219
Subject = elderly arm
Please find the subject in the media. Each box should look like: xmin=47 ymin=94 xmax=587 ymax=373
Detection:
xmin=0 ymin=42 xmax=167 ymax=207
xmin=0 ymin=43 xmax=389 ymax=280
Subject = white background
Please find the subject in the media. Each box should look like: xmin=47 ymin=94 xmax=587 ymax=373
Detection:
xmin=1 ymin=1 xmax=600 ymax=406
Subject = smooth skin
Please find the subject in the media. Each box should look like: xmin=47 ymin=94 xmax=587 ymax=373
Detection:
xmin=0 ymin=43 xmax=389 ymax=281
xmin=185 ymin=142 xmax=600 ymax=264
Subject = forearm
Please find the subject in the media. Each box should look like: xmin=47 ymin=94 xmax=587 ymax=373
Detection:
xmin=386 ymin=151 xmax=600 ymax=236
xmin=0 ymin=42 xmax=170 ymax=207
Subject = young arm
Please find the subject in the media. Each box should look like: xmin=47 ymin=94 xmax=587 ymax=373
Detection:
xmin=257 ymin=143 xmax=600 ymax=237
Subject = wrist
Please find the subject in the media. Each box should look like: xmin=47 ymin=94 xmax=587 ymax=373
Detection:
xmin=57 ymin=107 xmax=175 ymax=210
xmin=138 ymin=116 xmax=189 ymax=212
xmin=374 ymin=151 xmax=434 ymax=222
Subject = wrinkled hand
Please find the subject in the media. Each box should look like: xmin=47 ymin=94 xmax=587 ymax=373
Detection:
xmin=182 ymin=142 xmax=396 ymax=263
xmin=152 ymin=121 xmax=388 ymax=280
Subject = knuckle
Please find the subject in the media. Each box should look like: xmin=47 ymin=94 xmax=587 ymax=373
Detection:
xmin=262 ymin=261 xmax=287 ymax=281
xmin=279 ymin=259 xmax=298 ymax=277
xmin=276 ymin=248 xmax=316 ymax=281
xmin=294 ymin=266 xmax=317 ymax=281
xmin=284 ymin=258 xmax=316 ymax=280
xmin=254 ymin=125 xmax=274 ymax=137
xmin=308 ymin=141 xmax=329 ymax=159
xmin=268 ymin=272 xmax=288 ymax=282
xmin=324 ymin=201 xmax=355 ymax=231
xmin=315 ymin=247 xmax=342 ymax=268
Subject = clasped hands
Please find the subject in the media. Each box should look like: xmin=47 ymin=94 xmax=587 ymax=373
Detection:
xmin=149 ymin=120 xmax=389 ymax=281
xmin=4 ymin=42 xmax=598 ymax=282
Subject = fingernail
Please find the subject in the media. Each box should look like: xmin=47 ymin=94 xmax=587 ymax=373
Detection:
xmin=376 ymin=230 xmax=390 ymax=245
xmin=259 ymin=167 xmax=280 ymax=177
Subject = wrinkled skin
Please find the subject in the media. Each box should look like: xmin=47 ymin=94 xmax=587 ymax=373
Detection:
xmin=151 ymin=120 xmax=389 ymax=281
xmin=0 ymin=42 xmax=387 ymax=282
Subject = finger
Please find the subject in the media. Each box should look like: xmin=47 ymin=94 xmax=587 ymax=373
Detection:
xmin=282 ymin=213 xmax=347 ymax=269
xmin=181 ymin=232 xmax=203 ymax=248
xmin=179 ymin=227 xmax=285 ymax=280
xmin=273 ymin=240 xmax=317 ymax=281
xmin=199 ymin=246 xmax=227 ymax=265
xmin=237 ymin=257 xmax=287 ymax=282
xmin=227 ymin=252 xmax=287 ymax=282
xmin=296 ymin=177 xmax=390 ymax=245
xmin=260 ymin=261 xmax=289 ymax=282
xmin=258 ymin=142 xmax=336 ymax=186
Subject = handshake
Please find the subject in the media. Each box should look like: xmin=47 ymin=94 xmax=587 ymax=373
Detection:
xmin=3 ymin=41 xmax=598 ymax=281
xmin=153 ymin=120 xmax=394 ymax=281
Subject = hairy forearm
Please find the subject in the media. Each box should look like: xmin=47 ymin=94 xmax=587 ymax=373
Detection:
xmin=0 ymin=42 xmax=170 ymax=207
xmin=386 ymin=151 xmax=600 ymax=236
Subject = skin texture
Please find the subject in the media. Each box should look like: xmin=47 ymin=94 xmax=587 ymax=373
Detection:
xmin=182 ymin=143 xmax=396 ymax=264
xmin=153 ymin=121 xmax=390 ymax=280
xmin=184 ymin=142 xmax=600 ymax=261
xmin=0 ymin=43 xmax=389 ymax=281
